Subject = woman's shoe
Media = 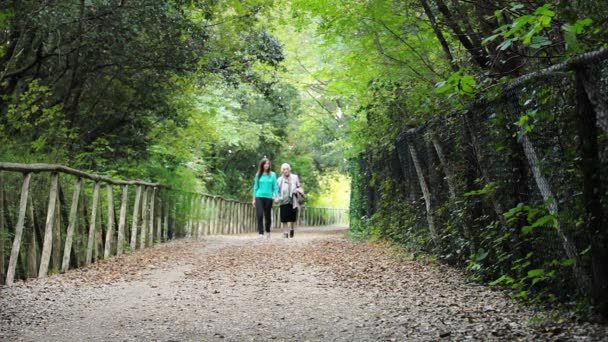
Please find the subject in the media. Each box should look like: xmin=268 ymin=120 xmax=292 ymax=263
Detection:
xmin=289 ymin=229 xmax=294 ymax=238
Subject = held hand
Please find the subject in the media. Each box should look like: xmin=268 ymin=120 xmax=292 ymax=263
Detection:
xmin=252 ymin=199 xmax=256 ymax=208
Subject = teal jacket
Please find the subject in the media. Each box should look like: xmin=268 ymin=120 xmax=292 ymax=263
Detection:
xmin=253 ymin=172 xmax=279 ymax=199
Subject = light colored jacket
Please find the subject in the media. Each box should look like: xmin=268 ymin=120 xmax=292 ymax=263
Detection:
xmin=277 ymin=174 xmax=304 ymax=209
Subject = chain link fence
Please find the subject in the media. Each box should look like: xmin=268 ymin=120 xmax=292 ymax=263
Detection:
xmin=350 ymin=49 xmax=608 ymax=303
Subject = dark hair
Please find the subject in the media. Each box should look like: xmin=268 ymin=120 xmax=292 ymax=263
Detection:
xmin=257 ymin=158 xmax=271 ymax=180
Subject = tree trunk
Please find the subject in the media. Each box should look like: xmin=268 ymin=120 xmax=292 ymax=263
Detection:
xmin=434 ymin=0 xmax=489 ymax=68
xmin=419 ymin=0 xmax=459 ymax=72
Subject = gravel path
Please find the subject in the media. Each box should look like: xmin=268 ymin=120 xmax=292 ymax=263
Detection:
xmin=1 ymin=226 xmax=606 ymax=341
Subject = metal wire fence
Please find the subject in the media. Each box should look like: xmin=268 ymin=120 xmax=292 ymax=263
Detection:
xmin=350 ymin=49 xmax=608 ymax=302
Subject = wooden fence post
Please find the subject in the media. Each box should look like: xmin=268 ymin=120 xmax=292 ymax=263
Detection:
xmin=408 ymin=142 xmax=438 ymax=243
xmin=214 ymin=199 xmax=221 ymax=234
xmin=52 ymin=180 xmax=62 ymax=271
xmin=104 ymin=184 xmax=115 ymax=259
xmin=61 ymin=178 xmax=82 ymax=272
xmin=228 ymin=201 xmax=235 ymax=234
xmin=199 ymin=196 xmax=206 ymax=236
xmin=171 ymin=200 xmax=177 ymax=239
xmin=148 ymin=187 xmax=156 ymax=246
xmin=116 ymin=185 xmax=128 ymax=256
xmin=130 ymin=185 xmax=141 ymax=251
xmin=6 ymin=173 xmax=32 ymax=285
xmin=39 ymin=173 xmax=59 ymax=278
xmin=163 ymin=193 xmax=169 ymax=242
xmin=185 ymin=194 xmax=192 ymax=238
xmin=156 ymin=191 xmax=162 ymax=242
xmin=86 ymin=182 xmax=101 ymax=264
xmin=195 ymin=195 xmax=202 ymax=239
xmin=140 ymin=186 xmax=149 ymax=248
xmin=239 ymin=203 xmax=244 ymax=233
xmin=26 ymin=196 xmax=38 ymax=278
xmin=212 ymin=197 xmax=220 ymax=235
xmin=202 ymin=196 xmax=210 ymax=236
xmin=250 ymin=205 xmax=254 ymax=233
xmin=0 ymin=173 xmax=5 ymax=283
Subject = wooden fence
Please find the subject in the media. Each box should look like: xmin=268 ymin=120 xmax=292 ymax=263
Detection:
xmin=0 ymin=162 xmax=348 ymax=286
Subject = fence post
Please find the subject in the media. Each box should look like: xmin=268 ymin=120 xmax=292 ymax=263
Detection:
xmin=575 ymin=67 xmax=607 ymax=313
xmin=130 ymin=185 xmax=142 ymax=251
xmin=62 ymin=178 xmax=82 ymax=272
xmin=197 ymin=195 xmax=204 ymax=240
xmin=116 ymin=185 xmax=129 ymax=255
xmin=140 ymin=187 xmax=149 ymax=248
xmin=0 ymin=173 xmax=5 ymax=283
xmin=240 ymin=203 xmax=245 ymax=233
xmin=185 ymin=194 xmax=193 ymax=238
xmin=86 ymin=182 xmax=101 ymax=264
xmin=26 ymin=195 xmax=38 ymax=278
xmin=202 ymin=196 xmax=209 ymax=237
xmin=148 ymin=187 xmax=156 ymax=246
xmin=156 ymin=191 xmax=163 ymax=242
xmin=163 ymin=192 xmax=169 ymax=241
xmin=6 ymin=173 xmax=32 ymax=285
xmin=52 ymin=180 xmax=62 ymax=272
xmin=171 ymin=198 xmax=177 ymax=239
xmin=104 ymin=184 xmax=115 ymax=259
xmin=219 ymin=199 xmax=226 ymax=234
xmin=39 ymin=173 xmax=59 ymax=278
xmin=230 ymin=201 xmax=236 ymax=234
xmin=407 ymin=139 xmax=438 ymax=243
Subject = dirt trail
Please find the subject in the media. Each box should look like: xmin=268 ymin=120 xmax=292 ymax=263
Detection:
xmin=1 ymin=226 xmax=606 ymax=341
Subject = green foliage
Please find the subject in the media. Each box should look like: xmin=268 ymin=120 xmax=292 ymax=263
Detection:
xmin=484 ymin=4 xmax=556 ymax=49
xmin=435 ymin=70 xmax=477 ymax=96
xmin=562 ymin=18 xmax=594 ymax=53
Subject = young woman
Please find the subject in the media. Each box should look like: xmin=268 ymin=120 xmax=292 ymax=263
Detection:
xmin=252 ymin=158 xmax=279 ymax=239
xmin=277 ymin=163 xmax=303 ymax=238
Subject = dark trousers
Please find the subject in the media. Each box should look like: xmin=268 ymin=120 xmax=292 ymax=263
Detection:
xmin=255 ymin=197 xmax=273 ymax=234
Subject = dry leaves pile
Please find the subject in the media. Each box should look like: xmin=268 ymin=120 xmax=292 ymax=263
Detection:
xmin=0 ymin=227 xmax=606 ymax=341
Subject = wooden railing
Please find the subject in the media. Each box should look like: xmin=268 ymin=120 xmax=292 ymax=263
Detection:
xmin=0 ymin=162 xmax=348 ymax=285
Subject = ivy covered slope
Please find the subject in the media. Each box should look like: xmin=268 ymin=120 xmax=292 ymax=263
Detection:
xmin=284 ymin=0 xmax=608 ymax=316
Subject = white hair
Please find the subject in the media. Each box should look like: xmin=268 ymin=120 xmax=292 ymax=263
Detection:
xmin=281 ymin=163 xmax=291 ymax=171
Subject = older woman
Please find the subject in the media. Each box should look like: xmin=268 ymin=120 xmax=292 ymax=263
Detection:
xmin=277 ymin=163 xmax=304 ymax=238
